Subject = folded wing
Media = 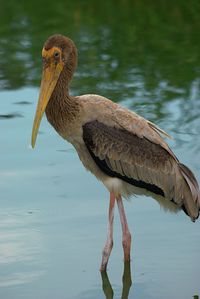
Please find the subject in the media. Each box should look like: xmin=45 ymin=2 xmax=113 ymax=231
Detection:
xmin=82 ymin=119 xmax=200 ymax=221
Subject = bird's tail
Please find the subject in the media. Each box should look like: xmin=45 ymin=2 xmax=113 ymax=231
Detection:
xmin=178 ymin=163 xmax=200 ymax=222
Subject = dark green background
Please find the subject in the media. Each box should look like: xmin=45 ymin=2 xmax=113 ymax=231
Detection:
xmin=0 ymin=0 xmax=199 ymax=93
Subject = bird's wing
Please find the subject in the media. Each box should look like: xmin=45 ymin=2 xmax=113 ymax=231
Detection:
xmin=79 ymin=95 xmax=175 ymax=159
xmin=82 ymin=119 xmax=200 ymax=220
xmin=79 ymin=95 xmax=199 ymax=219
xmin=108 ymin=104 xmax=176 ymax=159
xmin=82 ymin=119 xmax=178 ymax=199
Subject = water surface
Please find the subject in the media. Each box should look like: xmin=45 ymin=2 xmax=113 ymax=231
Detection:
xmin=0 ymin=1 xmax=200 ymax=298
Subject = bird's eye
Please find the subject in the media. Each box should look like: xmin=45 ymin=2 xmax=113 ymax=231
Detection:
xmin=54 ymin=51 xmax=60 ymax=59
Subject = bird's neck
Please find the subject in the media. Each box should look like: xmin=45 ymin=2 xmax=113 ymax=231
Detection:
xmin=45 ymin=77 xmax=80 ymax=136
xmin=45 ymin=49 xmax=80 ymax=136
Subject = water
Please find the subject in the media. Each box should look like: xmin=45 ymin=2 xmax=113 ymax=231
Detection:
xmin=0 ymin=1 xmax=200 ymax=298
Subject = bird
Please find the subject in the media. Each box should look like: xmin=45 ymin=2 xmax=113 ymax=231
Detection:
xmin=31 ymin=34 xmax=200 ymax=271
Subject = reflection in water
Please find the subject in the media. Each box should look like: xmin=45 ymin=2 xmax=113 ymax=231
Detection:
xmin=101 ymin=263 xmax=199 ymax=299
xmin=0 ymin=209 xmax=45 ymax=287
xmin=101 ymin=262 xmax=132 ymax=299
xmin=0 ymin=271 xmax=45 ymax=288
xmin=0 ymin=113 xmax=24 ymax=119
xmin=13 ymin=100 xmax=32 ymax=105
xmin=101 ymin=271 xmax=114 ymax=299
xmin=0 ymin=0 xmax=200 ymax=99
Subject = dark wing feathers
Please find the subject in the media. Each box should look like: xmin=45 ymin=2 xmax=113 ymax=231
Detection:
xmin=86 ymin=143 xmax=165 ymax=197
xmin=83 ymin=120 xmax=172 ymax=194
xmin=83 ymin=120 xmax=169 ymax=168
xmin=82 ymin=120 xmax=200 ymax=221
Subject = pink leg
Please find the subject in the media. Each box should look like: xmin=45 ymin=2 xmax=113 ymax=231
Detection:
xmin=100 ymin=192 xmax=115 ymax=271
xmin=117 ymin=196 xmax=131 ymax=261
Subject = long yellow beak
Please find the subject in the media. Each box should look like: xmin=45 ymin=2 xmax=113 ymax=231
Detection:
xmin=31 ymin=62 xmax=64 ymax=148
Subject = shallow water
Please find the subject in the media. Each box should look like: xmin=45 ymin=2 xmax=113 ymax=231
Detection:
xmin=0 ymin=1 xmax=200 ymax=298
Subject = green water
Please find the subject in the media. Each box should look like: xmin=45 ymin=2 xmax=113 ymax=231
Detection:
xmin=0 ymin=1 xmax=200 ymax=298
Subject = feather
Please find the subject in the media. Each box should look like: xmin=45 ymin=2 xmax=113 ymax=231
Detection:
xmin=179 ymin=163 xmax=200 ymax=218
xmin=82 ymin=120 xmax=200 ymax=221
xmin=147 ymin=120 xmax=173 ymax=140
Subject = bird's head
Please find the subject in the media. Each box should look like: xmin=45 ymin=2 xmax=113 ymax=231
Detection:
xmin=31 ymin=34 xmax=77 ymax=148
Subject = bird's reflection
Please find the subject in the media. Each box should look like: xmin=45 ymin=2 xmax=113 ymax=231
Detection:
xmin=101 ymin=265 xmax=199 ymax=299
xmin=101 ymin=261 xmax=132 ymax=299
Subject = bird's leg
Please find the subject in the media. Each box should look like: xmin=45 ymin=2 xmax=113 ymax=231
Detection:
xmin=100 ymin=192 xmax=115 ymax=271
xmin=117 ymin=196 xmax=131 ymax=262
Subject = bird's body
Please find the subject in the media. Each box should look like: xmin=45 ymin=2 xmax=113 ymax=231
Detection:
xmin=46 ymin=90 xmax=200 ymax=220
xmin=31 ymin=34 xmax=200 ymax=270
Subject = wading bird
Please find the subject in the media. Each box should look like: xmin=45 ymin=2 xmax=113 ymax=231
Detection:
xmin=31 ymin=34 xmax=200 ymax=271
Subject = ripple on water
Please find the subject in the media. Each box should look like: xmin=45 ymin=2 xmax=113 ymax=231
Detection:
xmin=13 ymin=100 xmax=32 ymax=105
xmin=0 ymin=113 xmax=24 ymax=120
xmin=0 ymin=209 xmax=45 ymax=287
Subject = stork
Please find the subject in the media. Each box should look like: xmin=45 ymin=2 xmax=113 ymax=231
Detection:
xmin=31 ymin=34 xmax=200 ymax=271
